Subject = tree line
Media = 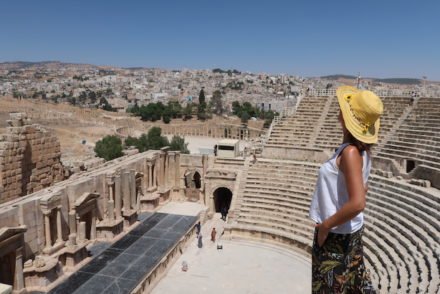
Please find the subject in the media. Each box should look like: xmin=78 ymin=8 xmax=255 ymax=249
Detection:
xmin=94 ymin=127 xmax=189 ymax=161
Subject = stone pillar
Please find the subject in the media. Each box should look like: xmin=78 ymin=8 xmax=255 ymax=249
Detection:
xmin=143 ymin=160 xmax=149 ymax=193
xmin=78 ymin=222 xmax=86 ymax=242
xmin=148 ymin=164 xmax=152 ymax=188
xmin=175 ymin=152 xmax=180 ymax=188
xmin=122 ymin=171 xmax=130 ymax=212
xmin=107 ymin=200 xmax=115 ymax=220
xmin=14 ymin=247 xmax=24 ymax=292
xmin=169 ymin=153 xmax=175 ymax=189
xmin=56 ymin=206 xmax=62 ymax=243
xmin=114 ymin=175 xmax=122 ymax=219
xmin=44 ymin=212 xmax=52 ymax=250
xmin=130 ymin=170 xmax=136 ymax=209
xmin=153 ymin=164 xmax=157 ymax=188
xmin=91 ymin=210 xmax=96 ymax=240
xmin=68 ymin=210 xmax=76 ymax=240
xmin=163 ymin=154 xmax=168 ymax=188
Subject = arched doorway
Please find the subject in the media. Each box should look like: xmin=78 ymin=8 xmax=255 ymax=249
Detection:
xmin=213 ymin=187 xmax=232 ymax=216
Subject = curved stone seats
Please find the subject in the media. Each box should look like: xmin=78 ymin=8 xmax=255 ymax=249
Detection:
xmin=393 ymin=129 xmax=440 ymax=142
xmin=364 ymin=179 xmax=440 ymax=293
xmin=241 ymin=191 xmax=311 ymax=213
xmin=364 ymin=245 xmax=389 ymax=292
xmin=364 ymin=211 xmax=420 ymax=292
xmin=228 ymin=223 xmax=312 ymax=255
xmin=240 ymin=199 xmax=310 ymax=216
xmin=364 ymin=210 xmax=430 ymax=293
xmin=363 ymin=236 xmax=395 ymax=292
xmin=388 ymin=138 xmax=440 ymax=150
xmin=377 ymin=150 xmax=440 ymax=170
xmin=236 ymin=213 xmax=313 ymax=240
xmin=384 ymin=141 xmax=440 ymax=156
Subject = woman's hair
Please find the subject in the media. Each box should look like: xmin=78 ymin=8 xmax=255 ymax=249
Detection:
xmin=346 ymin=132 xmax=372 ymax=153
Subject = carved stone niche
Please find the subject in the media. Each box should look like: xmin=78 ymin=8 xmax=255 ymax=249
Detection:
xmin=96 ymin=176 xmax=123 ymax=240
xmin=58 ymin=193 xmax=100 ymax=270
xmin=0 ymin=226 xmax=27 ymax=294
xmin=74 ymin=193 xmax=100 ymax=244
xmin=40 ymin=193 xmax=65 ymax=255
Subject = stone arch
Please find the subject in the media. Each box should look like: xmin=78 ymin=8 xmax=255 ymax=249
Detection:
xmin=184 ymin=168 xmax=203 ymax=189
xmin=213 ymin=187 xmax=233 ymax=214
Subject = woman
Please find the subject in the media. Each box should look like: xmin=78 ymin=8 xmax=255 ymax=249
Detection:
xmin=309 ymin=86 xmax=383 ymax=293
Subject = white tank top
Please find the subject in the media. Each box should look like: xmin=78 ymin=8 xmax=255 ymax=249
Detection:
xmin=309 ymin=143 xmax=371 ymax=234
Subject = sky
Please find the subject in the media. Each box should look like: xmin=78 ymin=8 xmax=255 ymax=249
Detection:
xmin=1 ymin=0 xmax=439 ymax=79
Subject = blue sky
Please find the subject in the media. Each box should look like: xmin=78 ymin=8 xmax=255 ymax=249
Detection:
xmin=1 ymin=0 xmax=439 ymax=79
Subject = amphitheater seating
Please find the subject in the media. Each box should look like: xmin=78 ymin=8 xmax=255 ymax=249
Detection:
xmin=266 ymin=97 xmax=328 ymax=148
xmin=363 ymin=175 xmax=439 ymax=293
xmin=239 ymin=95 xmax=440 ymax=293
xmin=230 ymin=160 xmax=440 ymax=293
xmin=378 ymin=98 xmax=440 ymax=170
xmin=231 ymin=159 xmax=319 ymax=252
xmin=314 ymin=96 xmax=341 ymax=150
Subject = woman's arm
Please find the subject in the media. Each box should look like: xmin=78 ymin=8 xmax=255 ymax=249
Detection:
xmin=316 ymin=145 xmax=366 ymax=246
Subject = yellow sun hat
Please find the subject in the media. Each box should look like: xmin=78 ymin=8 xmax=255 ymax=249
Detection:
xmin=336 ymin=86 xmax=384 ymax=144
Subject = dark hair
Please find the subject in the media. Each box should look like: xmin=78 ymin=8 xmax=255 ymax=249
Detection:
xmin=346 ymin=132 xmax=372 ymax=154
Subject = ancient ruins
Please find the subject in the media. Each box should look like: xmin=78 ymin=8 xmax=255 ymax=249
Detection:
xmin=0 ymin=93 xmax=439 ymax=293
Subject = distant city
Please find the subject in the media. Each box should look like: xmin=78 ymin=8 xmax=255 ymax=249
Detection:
xmin=1 ymin=61 xmax=439 ymax=115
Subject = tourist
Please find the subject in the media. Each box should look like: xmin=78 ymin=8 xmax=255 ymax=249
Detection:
xmin=211 ymin=227 xmax=217 ymax=242
xmin=195 ymin=221 xmax=201 ymax=237
xmin=221 ymin=205 xmax=227 ymax=221
xmin=309 ymin=86 xmax=382 ymax=293
xmin=197 ymin=233 xmax=203 ymax=248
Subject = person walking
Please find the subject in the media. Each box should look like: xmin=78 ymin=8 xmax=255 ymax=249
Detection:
xmin=195 ymin=221 xmax=201 ymax=237
xmin=211 ymin=228 xmax=217 ymax=242
xmin=309 ymin=86 xmax=382 ymax=293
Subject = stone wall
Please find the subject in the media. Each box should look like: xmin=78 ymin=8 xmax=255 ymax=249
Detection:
xmin=0 ymin=148 xmax=181 ymax=292
xmin=0 ymin=113 xmax=64 ymax=204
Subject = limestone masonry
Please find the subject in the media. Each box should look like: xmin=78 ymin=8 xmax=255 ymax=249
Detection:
xmin=0 ymin=113 xmax=64 ymax=204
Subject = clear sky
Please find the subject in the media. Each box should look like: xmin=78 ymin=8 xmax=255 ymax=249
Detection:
xmin=1 ymin=0 xmax=439 ymax=79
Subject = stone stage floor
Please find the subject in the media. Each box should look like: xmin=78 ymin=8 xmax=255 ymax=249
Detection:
xmin=49 ymin=212 xmax=197 ymax=294
xmin=152 ymin=215 xmax=312 ymax=294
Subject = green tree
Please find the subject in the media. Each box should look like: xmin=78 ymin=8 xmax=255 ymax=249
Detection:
xmin=183 ymin=104 xmax=193 ymax=120
xmin=167 ymin=101 xmax=183 ymax=118
xmin=147 ymin=127 xmax=169 ymax=150
xmin=241 ymin=111 xmax=250 ymax=124
xmin=211 ymin=90 xmax=223 ymax=115
xmin=198 ymin=88 xmax=206 ymax=105
xmin=169 ymin=135 xmax=190 ymax=154
xmin=232 ymin=101 xmax=241 ymax=115
xmin=94 ymin=135 xmax=123 ymax=161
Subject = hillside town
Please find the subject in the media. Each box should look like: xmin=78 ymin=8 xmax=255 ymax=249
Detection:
xmin=1 ymin=62 xmax=438 ymax=115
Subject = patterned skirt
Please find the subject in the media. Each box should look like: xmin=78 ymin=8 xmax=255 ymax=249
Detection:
xmin=312 ymin=226 xmax=376 ymax=294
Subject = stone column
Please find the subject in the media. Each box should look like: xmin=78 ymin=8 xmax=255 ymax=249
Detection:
xmin=107 ymin=200 xmax=115 ymax=220
xmin=143 ymin=160 xmax=149 ymax=193
xmin=122 ymin=171 xmax=130 ymax=212
xmin=56 ymin=206 xmax=62 ymax=243
xmin=14 ymin=247 xmax=24 ymax=292
xmin=78 ymin=222 xmax=86 ymax=242
xmin=114 ymin=175 xmax=122 ymax=219
xmin=44 ymin=212 xmax=52 ymax=250
xmin=169 ymin=153 xmax=175 ymax=189
xmin=130 ymin=170 xmax=136 ymax=209
xmin=91 ymin=210 xmax=96 ymax=240
xmin=68 ymin=210 xmax=76 ymax=241
xmin=153 ymin=164 xmax=157 ymax=188
xmin=148 ymin=164 xmax=152 ymax=188
xmin=175 ymin=152 xmax=180 ymax=188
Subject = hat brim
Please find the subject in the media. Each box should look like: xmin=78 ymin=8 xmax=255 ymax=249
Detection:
xmin=336 ymin=86 xmax=380 ymax=144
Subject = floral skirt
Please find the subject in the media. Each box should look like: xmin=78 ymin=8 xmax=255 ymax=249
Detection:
xmin=312 ymin=226 xmax=376 ymax=294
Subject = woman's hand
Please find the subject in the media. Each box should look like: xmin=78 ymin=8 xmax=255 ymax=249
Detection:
xmin=315 ymin=222 xmax=330 ymax=247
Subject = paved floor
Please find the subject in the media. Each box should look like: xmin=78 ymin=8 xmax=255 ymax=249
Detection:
xmin=152 ymin=215 xmax=312 ymax=294
xmin=49 ymin=212 xmax=197 ymax=294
